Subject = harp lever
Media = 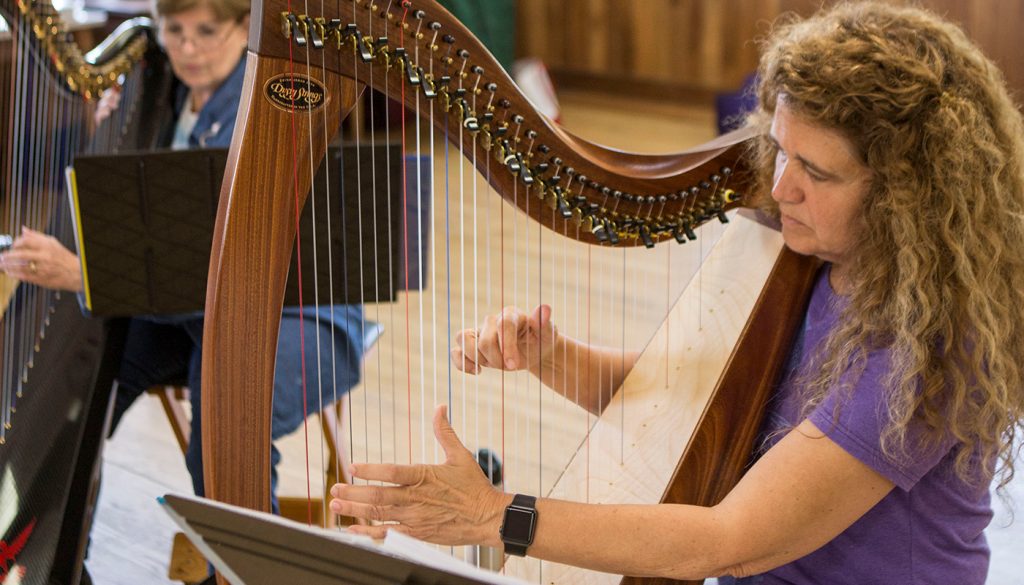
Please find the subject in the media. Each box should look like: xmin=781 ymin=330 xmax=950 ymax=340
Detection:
xmin=639 ymin=226 xmax=655 ymax=249
xmin=394 ymin=48 xmax=421 ymax=85
xmin=556 ymin=196 xmax=573 ymax=219
xmin=306 ymin=17 xmax=323 ymax=48
xmin=285 ymin=13 xmax=306 ymax=46
xmin=420 ymin=69 xmax=436 ymax=98
xmin=672 ymin=225 xmax=688 ymax=244
xmin=351 ymin=29 xmax=373 ymax=62
xmin=683 ymin=221 xmax=698 ymax=241
xmin=456 ymin=98 xmax=479 ymax=131
xmin=520 ymin=165 xmax=535 ymax=186
xmin=504 ymin=152 xmax=522 ymax=174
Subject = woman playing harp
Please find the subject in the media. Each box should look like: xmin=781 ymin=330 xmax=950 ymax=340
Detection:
xmin=329 ymin=3 xmax=1024 ymax=583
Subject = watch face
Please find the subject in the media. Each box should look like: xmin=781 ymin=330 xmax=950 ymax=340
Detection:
xmin=502 ymin=507 xmax=537 ymax=544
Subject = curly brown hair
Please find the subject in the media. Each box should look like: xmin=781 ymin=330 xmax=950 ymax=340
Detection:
xmin=747 ymin=1 xmax=1024 ymax=489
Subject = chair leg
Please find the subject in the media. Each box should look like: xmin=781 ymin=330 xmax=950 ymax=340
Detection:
xmin=319 ymin=399 xmax=359 ymax=526
xmin=319 ymin=399 xmax=354 ymax=485
xmin=152 ymin=385 xmax=190 ymax=454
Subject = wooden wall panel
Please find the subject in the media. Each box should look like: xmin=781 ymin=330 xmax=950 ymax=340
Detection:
xmin=517 ymin=0 xmax=1024 ymax=106
xmin=918 ymin=0 xmax=1024 ymax=105
xmin=517 ymin=0 xmax=782 ymax=98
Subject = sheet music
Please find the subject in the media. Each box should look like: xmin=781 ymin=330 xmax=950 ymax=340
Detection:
xmin=160 ymin=493 xmax=530 ymax=585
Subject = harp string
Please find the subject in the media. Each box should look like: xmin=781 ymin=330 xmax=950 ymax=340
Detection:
xmin=415 ymin=6 xmax=433 ymax=469
xmin=456 ymin=31 xmax=465 ymax=470
xmin=315 ymin=0 xmax=335 ymax=529
xmin=427 ymin=10 xmax=439 ymax=467
xmin=301 ymin=0 xmax=319 ymax=524
xmin=367 ymin=0 xmax=384 ymax=473
xmin=407 ymin=5 xmax=423 ymax=464
xmin=349 ymin=0 xmax=365 ymax=480
xmin=399 ymin=0 xmax=412 ymax=468
xmin=381 ymin=0 xmax=396 ymax=467
xmin=288 ymin=0 xmax=305 ymax=523
xmin=441 ymin=26 xmax=452 ymax=431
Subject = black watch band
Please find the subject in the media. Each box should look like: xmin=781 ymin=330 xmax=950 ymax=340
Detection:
xmin=499 ymin=494 xmax=537 ymax=557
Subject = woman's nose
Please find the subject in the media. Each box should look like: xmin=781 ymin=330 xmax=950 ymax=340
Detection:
xmin=771 ymin=160 xmax=801 ymax=204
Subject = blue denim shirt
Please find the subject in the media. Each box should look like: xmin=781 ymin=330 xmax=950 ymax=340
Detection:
xmin=175 ymin=54 xmax=246 ymax=149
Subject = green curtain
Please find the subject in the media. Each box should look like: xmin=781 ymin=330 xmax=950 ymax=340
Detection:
xmin=437 ymin=0 xmax=516 ymax=70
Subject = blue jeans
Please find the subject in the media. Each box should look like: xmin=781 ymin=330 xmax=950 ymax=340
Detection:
xmin=112 ymin=305 xmax=365 ymax=512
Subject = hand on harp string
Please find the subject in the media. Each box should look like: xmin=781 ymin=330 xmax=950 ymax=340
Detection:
xmin=451 ymin=304 xmax=557 ymax=374
xmin=0 ymin=227 xmax=84 ymax=292
xmin=451 ymin=304 xmax=640 ymax=415
xmin=329 ymin=404 xmax=509 ymax=548
xmin=93 ymin=85 xmax=123 ymax=126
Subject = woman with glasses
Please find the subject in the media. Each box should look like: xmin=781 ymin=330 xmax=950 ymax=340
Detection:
xmin=154 ymin=0 xmax=250 ymax=148
xmin=89 ymin=0 xmax=250 ymax=148
xmin=1 ymin=0 xmax=367 ymax=514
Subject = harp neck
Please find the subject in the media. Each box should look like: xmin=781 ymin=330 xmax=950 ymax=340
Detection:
xmin=246 ymin=0 xmax=757 ymax=248
xmin=1 ymin=0 xmax=151 ymax=98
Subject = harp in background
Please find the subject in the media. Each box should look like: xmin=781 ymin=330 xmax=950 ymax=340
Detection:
xmin=201 ymin=1 xmax=818 ymax=584
xmin=0 ymin=3 xmax=164 ymax=582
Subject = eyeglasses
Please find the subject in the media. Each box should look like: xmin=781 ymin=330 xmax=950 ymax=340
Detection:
xmin=158 ymin=19 xmax=238 ymax=51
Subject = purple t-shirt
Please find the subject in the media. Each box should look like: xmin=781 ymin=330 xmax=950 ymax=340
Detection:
xmin=755 ymin=266 xmax=992 ymax=585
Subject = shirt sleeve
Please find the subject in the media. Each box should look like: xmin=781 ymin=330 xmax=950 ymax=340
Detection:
xmin=807 ymin=349 xmax=956 ymax=491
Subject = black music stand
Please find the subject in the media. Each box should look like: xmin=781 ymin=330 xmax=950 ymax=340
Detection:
xmin=159 ymin=493 xmax=525 ymax=585
xmin=66 ymin=144 xmax=430 ymax=317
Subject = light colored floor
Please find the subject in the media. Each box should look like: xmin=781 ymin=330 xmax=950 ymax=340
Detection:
xmin=87 ymin=89 xmax=1024 ymax=584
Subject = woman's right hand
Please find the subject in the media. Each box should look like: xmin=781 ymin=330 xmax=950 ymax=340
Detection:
xmin=0 ymin=227 xmax=84 ymax=292
xmin=93 ymin=86 xmax=123 ymax=127
xmin=451 ymin=304 xmax=558 ymax=375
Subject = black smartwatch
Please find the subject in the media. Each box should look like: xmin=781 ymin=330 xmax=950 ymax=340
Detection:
xmin=499 ymin=494 xmax=537 ymax=556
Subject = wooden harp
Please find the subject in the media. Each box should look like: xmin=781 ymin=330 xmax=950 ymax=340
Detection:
xmin=202 ymin=1 xmax=819 ymax=583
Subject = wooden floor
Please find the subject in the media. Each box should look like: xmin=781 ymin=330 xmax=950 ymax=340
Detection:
xmin=86 ymin=89 xmax=1024 ymax=584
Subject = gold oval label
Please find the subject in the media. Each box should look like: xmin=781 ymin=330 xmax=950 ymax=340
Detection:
xmin=264 ymin=74 xmax=327 ymax=113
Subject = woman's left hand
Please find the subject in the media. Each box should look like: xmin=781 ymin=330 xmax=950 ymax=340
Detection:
xmin=329 ymin=405 xmax=511 ymax=547
xmin=93 ymin=86 xmax=123 ymax=127
xmin=0 ymin=227 xmax=84 ymax=292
